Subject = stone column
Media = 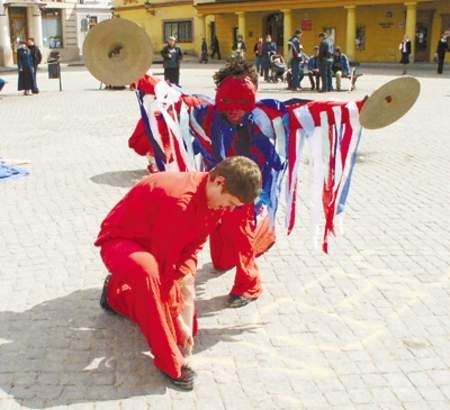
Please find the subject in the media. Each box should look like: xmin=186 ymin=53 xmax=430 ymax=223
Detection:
xmin=0 ymin=0 xmax=13 ymax=66
xmin=195 ymin=13 xmax=206 ymax=58
xmin=404 ymin=2 xmax=417 ymax=62
xmin=197 ymin=13 xmax=206 ymax=40
xmin=281 ymin=8 xmax=292 ymax=58
xmin=236 ymin=11 xmax=246 ymax=39
xmin=345 ymin=5 xmax=356 ymax=60
xmin=30 ymin=6 xmax=44 ymax=48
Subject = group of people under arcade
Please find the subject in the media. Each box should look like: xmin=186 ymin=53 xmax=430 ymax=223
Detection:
xmin=252 ymin=29 xmax=358 ymax=92
xmin=161 ymin=28 xmax=358 ymax=91
xmin=288 ymin=29 xmax=359 ymax=92
xmin=96 ymin=57 xmax=372 ymax=390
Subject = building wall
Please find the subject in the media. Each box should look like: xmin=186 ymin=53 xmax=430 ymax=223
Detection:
xmin=118 ymin=3 xmax=200 ymax=57
xmin=427 ymin=0 xmax=450 ymax=63
xmin=115 ymin=0 xmax=450 ymax=63
xmin=77 ymin=10 xmax=112 ymax=58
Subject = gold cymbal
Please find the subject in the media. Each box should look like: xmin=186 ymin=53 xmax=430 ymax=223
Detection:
xmin=83 ymin=19 xmax=153 ymax=86
xmin=359 ymin=76 xmax=420 ymax=129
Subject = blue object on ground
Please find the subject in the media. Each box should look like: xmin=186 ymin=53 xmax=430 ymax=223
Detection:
xmin=0 ymin=160 xmax=29 ymax=180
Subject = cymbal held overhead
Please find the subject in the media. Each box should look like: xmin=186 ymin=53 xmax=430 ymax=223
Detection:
xmin=83 ymin=19 xmax=153 ymax=86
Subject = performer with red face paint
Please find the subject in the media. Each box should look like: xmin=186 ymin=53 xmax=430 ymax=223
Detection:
xmin=130 ymin=63 xmax=289 ymax=309
xmin=95 ymin=156 xmax=262 ymax=390
xmin=128 ymin=61 xmax=368 ymax=310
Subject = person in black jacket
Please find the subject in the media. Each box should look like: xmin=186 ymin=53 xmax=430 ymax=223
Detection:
xmin=210 ymin=36 xmax=221 ymax=60
xmin=399 ymin=35 xmax=412 ymax=75
xmin=17 ymin=42 xmax=36 ymax=96
xmin=435 ymin=32 xmax=449 ymax=74
xmin=27 ymin=38 xmax=42 ymax=94
xmin=232 ymin=35 xmax=247 ymax=62
xmin=200 ymin=38 xmax=208 ymax=64
xmin=161 ymin=36 xmax=183 ymax=86
xmin=318 ymin=32 xmax=333 ymax=92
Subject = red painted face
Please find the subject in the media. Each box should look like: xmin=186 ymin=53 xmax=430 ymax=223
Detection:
xmin=224 ymin=109 xmax=247 ymax=124
xmin=215 ymin=76 xmax=256 ymax=120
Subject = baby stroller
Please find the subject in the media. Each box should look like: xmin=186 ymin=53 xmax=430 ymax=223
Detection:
xmin=269 ymin=54 xmax=287 ymax=82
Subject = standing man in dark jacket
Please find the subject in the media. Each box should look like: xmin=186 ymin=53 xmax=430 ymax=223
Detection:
xmin=17 ymin=42 xmax=36 ymax=96
xmin=435 ymin=32 xmax=448 ymax=74
xmin=261 ymin=34 xmax=277 ymax=81
xmin=399 ymin=35 xmax=412 ymax=75
xmin=200 ymin=38 xmax=208 ymax=63
xmin=210 ymin=36 xmax=221 ymax=60
xmin=288 ymin=29 xmax=303 ymax=90
xmin=318 ymin=32 xmax=333 ymax=92
xmin=161 ymin=36 xmax=183 ymax=86
xmin=27 ymin=38 xmax=42 ymax=94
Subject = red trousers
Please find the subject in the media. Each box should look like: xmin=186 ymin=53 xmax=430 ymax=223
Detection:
xmin=209 ymin=206 xmax=275 ymax=298
xmin=100 ymin=239 xmax=186 ymax=379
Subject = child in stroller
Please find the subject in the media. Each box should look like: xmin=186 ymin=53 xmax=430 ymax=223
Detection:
xmin=269 ymin=54 xmax=287 ymax=82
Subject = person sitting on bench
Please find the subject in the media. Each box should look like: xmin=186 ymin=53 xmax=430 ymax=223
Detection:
xmin=332 ymin=47 xmax=354 ymax=91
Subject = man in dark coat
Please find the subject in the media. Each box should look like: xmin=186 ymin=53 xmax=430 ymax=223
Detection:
xmin=261 ymin=34 xmax=277 ymax=81
xmin=210 ymin=35 xmax=221 ymax=59
xmin=288 ymin=29 xmax=303 ymax=90
xmin=161 ymin=36 xmax=183 ymax=86
xmin=27 ymin=38 xmax=42 ymax=94
xmin=200 ymin=38 xmax=208 ymax=63
xmin=318 ymin=32 xmax=334 ymax=92
xmin=436 ymin=32 xmax=449 ymax=74
xmin=399 ymin=35 xmax=412 ymax=75
xmin=17 ymin=42 xmax=36 ymax=96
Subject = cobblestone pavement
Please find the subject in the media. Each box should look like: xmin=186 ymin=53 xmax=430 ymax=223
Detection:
xmin=0 ymin=64 xmax=449 ymax=410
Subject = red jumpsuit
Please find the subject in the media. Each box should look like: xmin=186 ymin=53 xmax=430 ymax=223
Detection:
xmin=95 ymin=172 xmax=223 ymax=379
xmin=128 ymin=97 xmax=277 ymax=299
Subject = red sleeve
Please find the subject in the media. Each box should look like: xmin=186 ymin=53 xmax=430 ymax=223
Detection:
xmin=128 ymin=119 xmax=152 ymax=156
xmin=136 ymin=75 xmax=160 ymax=94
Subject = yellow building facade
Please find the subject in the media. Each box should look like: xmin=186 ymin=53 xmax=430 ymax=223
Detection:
xmin=112 ymin=0 xmax=450 ymax=63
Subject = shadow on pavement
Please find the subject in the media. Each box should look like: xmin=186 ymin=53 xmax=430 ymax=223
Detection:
xmin=1 ymin=277 xmax=259 ymax=407
xmin=90 ymin=169 xmax=148 ymax=188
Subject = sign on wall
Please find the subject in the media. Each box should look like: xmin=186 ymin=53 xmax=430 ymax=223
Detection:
xmin=301 ymin=19 xmax=312 ymax=31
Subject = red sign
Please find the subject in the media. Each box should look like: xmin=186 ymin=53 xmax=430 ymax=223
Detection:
xmin=301 ymin=19 xmax=313 ymax=31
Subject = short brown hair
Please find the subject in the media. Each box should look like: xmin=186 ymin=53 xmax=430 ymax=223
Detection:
xmin=209 ymin=156 xmax=261 ymax=203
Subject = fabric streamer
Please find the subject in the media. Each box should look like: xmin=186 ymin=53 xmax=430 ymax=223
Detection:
xmin=131 ymin=77 xmax=366 ymax=253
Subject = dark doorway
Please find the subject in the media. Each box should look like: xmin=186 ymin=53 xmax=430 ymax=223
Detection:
xmin=8 ymin=7 xmax=28 ymax=64
xmin=441 ymin=14 xmax=450 ymax=35
xmin=209 ymin=20 xmax=216 ymax=45
xmin=264 ymin=12 xmax=283 ymax=53
xmin=415 ymin=10 xmax=433 ymax=62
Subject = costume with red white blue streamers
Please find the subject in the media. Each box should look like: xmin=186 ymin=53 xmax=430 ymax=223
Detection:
xmin=130 ymin=75 xmax=365 ymax=253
